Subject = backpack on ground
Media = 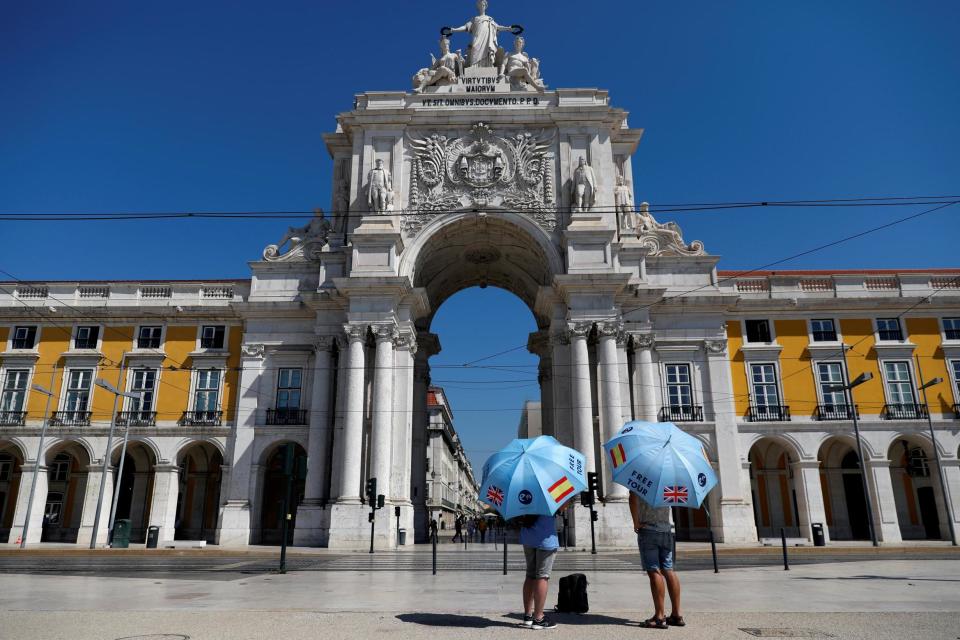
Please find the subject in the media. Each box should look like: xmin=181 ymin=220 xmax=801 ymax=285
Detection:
xmin=555 ymin=573 xmax=589 ymax=614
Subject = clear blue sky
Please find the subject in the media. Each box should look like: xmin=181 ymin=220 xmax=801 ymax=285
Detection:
xmin=2 ymin=1 xmax=959 ymax=472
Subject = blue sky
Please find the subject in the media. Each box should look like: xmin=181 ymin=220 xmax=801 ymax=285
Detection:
xmin=2 ymin=0 xmax=959 ymax=472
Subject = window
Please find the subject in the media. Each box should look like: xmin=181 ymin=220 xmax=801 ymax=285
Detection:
xmin=64 ymin=369 xmax=93 ymax=412
xmin=750 ymin=364 xmax=780 ymax=406
xmin=745 ymin=319 xmax=772 ymax=343
xmin=883 ymin=361 xmax=915 ymax=406
xmin=129 ymin=369 xmax=157 ymax=412
xmin=200 ymin=325 xmax=225 ymax=349
xmin=194 ymin=369 xmax=221 ymax=412
xmin=811 ymin=319 xmax=837 ymax=342
xmin=74 ymin=326 xmax=100 ymax=349
xmin=49 ymin=454 xmax=70 ymax=483
xmin=44 ymin=492 xmax=64 ymax=524
xmin=1 ymin=369 xmax=29 ymax=413
xmin=0 ymin=455 xmax=12 ymax=481
xmin=665 ymin=364 xmax=692 ymax=407
xmin=944 ymin=318 xmax=960 ymax=341
xmin=950 ymin=360 xmax=960 ymax=398
xmin=11 ymin=326 xmax=37 ymax=350
xmin=276 ymin=368 xmax=302 ymax=409
xmin=877 ymin=318 xmax=903 ymax=341
xmin=816 ymin=362 xmax=846 ymax=406
xmin=137 ymin=326 xmax=162 ymax=349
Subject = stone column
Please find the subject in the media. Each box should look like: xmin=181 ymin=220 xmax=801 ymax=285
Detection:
xmin=596 ymin=320 xmax=627 ymax=500
xmin=866 ymin=458 xmax=903 ymax=543
xmin=78 ymin=465 xmax=112 ymax=547
xmin=940 ymin=458 xmax=960 ymax=539
xmin=568 ymin=322 xmax=595 ymax=472
xmin=218 ymin=343 xmax=265 ymax=546
xmin=370 ymin=325 xmax=397 ymax=504
xmin=791 ymin=461 xmax=830 ymax=543
xmin=633 ymin=334 xmax=658 ymax=422
xmin=528 ymin=331 xmax=553 ymax=437
xmin=338 ymin=324 xmax=368 ymax=502
xmin=703 ymin=339 xmax=756 ymax=542
xmin=391 ymin=331 xmax=417 ymax=546
xmin=10 ymin=463 xmax=47 ymax=545
xmin=147 ymin=464 xmax=180 ymax=542
xmin=294 ymin=336 xmax=335 ymax=546
xmin=411 ymin=332 xmax=439 ymax=542
xmin=550 ymin=332 xmax=573 ymax=448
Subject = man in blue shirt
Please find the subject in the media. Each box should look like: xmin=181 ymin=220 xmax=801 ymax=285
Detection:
xmin=519 ymin=511 xmax=560 ymax=630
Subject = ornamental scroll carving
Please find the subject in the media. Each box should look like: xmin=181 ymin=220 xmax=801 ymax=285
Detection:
xmin=262 ymin=209 xmax=331 ymax=262
xmin=704 ymin=339 xmax=727 ymax=355
xmin=634 ymin=202 xmax=706 ymax=257
xmin=404 ymin=122 xmax=556 ymax=236
xmin=241 ymin=344 xmax=265 ymax=358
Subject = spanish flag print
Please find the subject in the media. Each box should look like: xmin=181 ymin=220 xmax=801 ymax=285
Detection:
xmin=610 ymin=443 xmax=627 ymax=469
xmin=548 ymin=476 xmax=575 ymax=503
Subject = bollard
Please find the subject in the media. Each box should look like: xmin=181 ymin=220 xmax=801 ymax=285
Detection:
xmin=781 ymin=527 xmax=790 ymax=571
xmin=709 ymin=529 xmax=719 ymax=574
xmin=432 ymin=531 xmax=437 ymax=576
xmin=503 ymin=530 xmax=508 ymax=575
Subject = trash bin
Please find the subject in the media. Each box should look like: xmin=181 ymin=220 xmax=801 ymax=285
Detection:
xmin=112 ymin=519 xmax=132 ymax=549
xmin=399 ymin=528 xmax=407 ymax=546
xmin=146 ymin=526 xmax=160 ymax=549
xmin=811 ymin=523 xmax=826 ymax=547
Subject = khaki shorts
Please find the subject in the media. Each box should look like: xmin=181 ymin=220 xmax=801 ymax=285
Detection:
xmin=524 ymin=546 xmax=558 ymax=579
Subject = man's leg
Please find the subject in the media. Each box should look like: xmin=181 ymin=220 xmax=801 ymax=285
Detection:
xmin=663 ymin=570 xmax=682 ymax=618
xmin=532 ymin=577 xmax=549 ymax=619
xmin=646 ymin=570 xmax=666 ymax=619
xmin=523 ymin=578 xmax=535 ymax=616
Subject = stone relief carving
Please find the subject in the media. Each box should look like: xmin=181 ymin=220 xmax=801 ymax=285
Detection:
xmin=262 ymin=209 xmax=331 ymax=262
xmin=447 ymin=0 xmax=515 ymax=69
xmin=366 ymin=159 xmax=394 ymax=214
xmin=704 ymin=339 xmax=727 ymax=355
xmin=241 ymin=344 xmax=265 ymax=358
xmin=571 ymin=157 xmax=597 ymax=212
xmin=405 ymin=122 xmax=556 ymax=235
xmin=413 ymin=37 xmax=465 ymax=92
xmin=636 ymin=202 xmax=706 ymax=257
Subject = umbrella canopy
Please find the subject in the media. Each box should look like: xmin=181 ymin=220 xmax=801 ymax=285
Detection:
xmin=479 ymin=435 xmax=587 ymax=519
xmin=603 ymin=420 xmax=717 ymax=509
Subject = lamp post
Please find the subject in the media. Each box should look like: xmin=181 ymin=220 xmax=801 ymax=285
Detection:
xmin=914 ymin=355 xmax=957 ymax=546
xmin=19 ymin=365 xmax=57 ymax=549
xmin=94 ymin=378 xmax=143 ymax=546
xmin=825 ymin=360 xmax=878 ymax=547
xmin=89 ymin=364 xmax=125 ymax=549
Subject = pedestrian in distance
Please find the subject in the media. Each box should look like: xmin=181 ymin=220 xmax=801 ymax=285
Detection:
xmin=467 ymin=518 xmax=476 ymax=542
xmin=630 ymin=492 xmax=684 ymax=629
xmin=478 ymin=517 xmax=488 ymax=543
xmin=452 ymin=514 xmax=464 ymax=543
xmin=517 ymin=509 xmax=562 ymax=630
xmin=429 ymin=518 xmax=439 ymax=543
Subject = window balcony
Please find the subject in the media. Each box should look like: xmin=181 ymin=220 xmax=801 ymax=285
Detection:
xmin=747 ymin=405 xmax=791 ymax=422
xmin=658 ymin=405 xmax=704 ymax=422
xmin=0 ymin=411 xmax=26 ymax=426
xmin=50 ymin=411 xmax=92 ymax=427
xmin=814 ymin=404 xmax=858 ymax=421
xmin=178 ymin=410 xmax=223 ymax=427
xmin=882 ymin=403 xmax=929 ymax=420
xmin=265 ymin=408 xmax=308 ymax=426
xmin=115 ymin=411 xmax=157 ymax=427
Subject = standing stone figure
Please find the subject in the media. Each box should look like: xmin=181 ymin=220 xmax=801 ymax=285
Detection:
xmin=614 ymin=175 xmax=636 ymax=232
xmin=333 ymin=178 xmax=350 ymax=233
xmin=366 ymin=159 xmax=393 ymax=214
xmin=501 ymin=35 xmax=544 ymax=91
xmin=414 ymin=37 xmax=465 ymax=92
xmin=571 ymin=157 xmax=597 ymax=212
xmin=449 ymin=0 xmax=513 ymax=68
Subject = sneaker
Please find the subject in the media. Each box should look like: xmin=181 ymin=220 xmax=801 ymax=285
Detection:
xmin=531 ymin=617 xmax=557 ymax=630
xmin=520 ymin=614 xmax=534 ymax=627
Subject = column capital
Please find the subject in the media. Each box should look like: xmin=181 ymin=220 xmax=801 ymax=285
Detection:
xmin=527 ymin=330 xmax=550 ymax=356
xmin=631 ymin=333 xmax=655 ymax=350
xmin=314 ymin=335 xmax=337 ymax=352
xmin=704 ymin=339 xmax=728 ymax=356
xmin=567 ymin=321 xmax=593 ymax=339
xmin=596 ymin=320 xmax=624 ymax=339
xmin=549 ymin=331 xmax=570 ymax=347
xmin=153 ymin=463 xmax=180 ymax=473
xmin=372 ymin=323 xmax=399 ymax=344
xmin=394 ymin=331 xmax=417 ymax=353
xmin=343 ymin=324 xmax=368 ymax=343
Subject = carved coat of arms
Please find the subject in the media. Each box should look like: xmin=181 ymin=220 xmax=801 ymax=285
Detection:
xmin=405 ymin=122 xmax=555 ymax=235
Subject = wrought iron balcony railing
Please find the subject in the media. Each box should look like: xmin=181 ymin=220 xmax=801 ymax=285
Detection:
xmin=115 ymin=411 xmax=157 ymax=427
xmin=881 ymin=403 xmax=929 ymax=420
xmin=50 ymin=411 xmax=92 ymax=427
xmin=265 ymin=408 xmax=308 ymax=426
xmin=814 ymin=404 xmax=859 ymax=421
xmin=0 ymin=410 xmax=26 ymax=426
xmin=747 ymin=404 xmax=791 ymax=422
xmin=658 ymin=405 xmax=704 ymax=423
xmin=178 ymin=410 xmax=223 ymax=427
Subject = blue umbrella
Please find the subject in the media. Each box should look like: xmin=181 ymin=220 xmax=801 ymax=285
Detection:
xmin=479 ymin=435 xmax=587 ymax=519
xmin=603 ymin=421 xmax=717 ymax=508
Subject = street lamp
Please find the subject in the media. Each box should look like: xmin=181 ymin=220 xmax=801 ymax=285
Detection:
xmin=914 ymin=354 xmax=957 ymax=546
xmin=824 ymin=366 xmax=878 ymax=547
xmin=89 ymin=373 xmax=140 ymax=548
xmin=19 ymin=366 xmax=57 ymax=549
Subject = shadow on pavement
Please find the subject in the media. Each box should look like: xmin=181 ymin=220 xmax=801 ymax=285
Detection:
xmin=504 ymin=612 xmax=636 ymax=626
xmin=794 ymin=575 xmax=960 ymax=583
xmin=396 ymin=613 xmax=518 ymax=628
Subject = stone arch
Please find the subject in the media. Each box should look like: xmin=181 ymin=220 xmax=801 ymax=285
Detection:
xmin=255 ymin=440 xmax=308 ymax=545
xmin=173 ymin=436 xmax=226 ymax=462
xmin=40 ymin=440 xmax=92 ymax=544
xmin=747 ymin=437 xmax=803 ymax=539
xmin=0 ymin=440 xmax=26 ymax=542
xmin=886 ymin=434 xmax=948 ymax=540
xmin=110 ymin=440 xmax=159 ymax=543
xmin=175 ymin=440 xmax=224 ymax=543
xmin=817 ymin=436 xmax=870 ymax=541
xmin=43 ymin=437 xmax=95 ymax=467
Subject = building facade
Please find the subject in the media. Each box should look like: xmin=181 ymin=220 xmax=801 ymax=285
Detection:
xmin=2 ymin=5 xmax=959 ymax=549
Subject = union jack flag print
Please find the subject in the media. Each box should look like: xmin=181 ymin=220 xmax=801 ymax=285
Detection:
xmin=486 ymin=485 xmax=504 ymax=507
xmin=662 ymin=486 xmax=688 ymax=504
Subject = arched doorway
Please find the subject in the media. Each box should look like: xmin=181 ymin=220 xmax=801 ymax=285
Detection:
xmin=748 ymin=438 xmax=802 ymax=538
xmin=0 ymin=442 xmax=24 ymax=543
xmin=42 ymin=442 xmax=91 ymax=543
xmin=259 ymin=442 xmax=307 ymax=545
xmin=818 ymin=438 xmax=870 ymax=541
xmin=888 ymin=436 xmax=946 ymax=540
xmin=176 ymin=442 xmax=223 ymax=543
xmin=110 ymin=442 xmax=156 ymax=543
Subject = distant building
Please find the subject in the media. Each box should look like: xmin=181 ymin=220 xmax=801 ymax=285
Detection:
xmin=517 ymin=401 xmax=542 ymax=438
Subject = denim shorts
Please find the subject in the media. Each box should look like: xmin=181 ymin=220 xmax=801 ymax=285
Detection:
xmin=524 ymin=546 xmax=558 ymax=579
xmin=637 ymin=529 xmax=674 ymax=571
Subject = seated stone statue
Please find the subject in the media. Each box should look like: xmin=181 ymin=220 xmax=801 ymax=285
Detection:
xmin=413 ymin=37 xmax=464 ymax=92
xmin=263 ymin=209 xmax=331 ymax=261
xmin=501 ymin=35 xmax=544 ymax=91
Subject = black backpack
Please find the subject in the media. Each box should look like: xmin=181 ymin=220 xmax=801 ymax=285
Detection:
xmin=555 ymin=573 xmax=589 ymax=614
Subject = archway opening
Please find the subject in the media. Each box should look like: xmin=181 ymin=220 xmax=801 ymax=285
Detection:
xmin=0 ymin=442 xmax=24 ymax=543
xmin=43 ymin=442 xmax=91 ymax=543
xmin=888 ymin=437 xmax=946 ymax=540
xmin=259 ymin=442 xmax=306 ymax=545
xmin=176 ymin=442 xmax=224 ymax=543
xmin=111 ymin=442 xmax=157 ymax=543
xmin=748 ymin=438 xmax=801 ymax=539
xmin=818 ymin=439 xmax=869 ymax=541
